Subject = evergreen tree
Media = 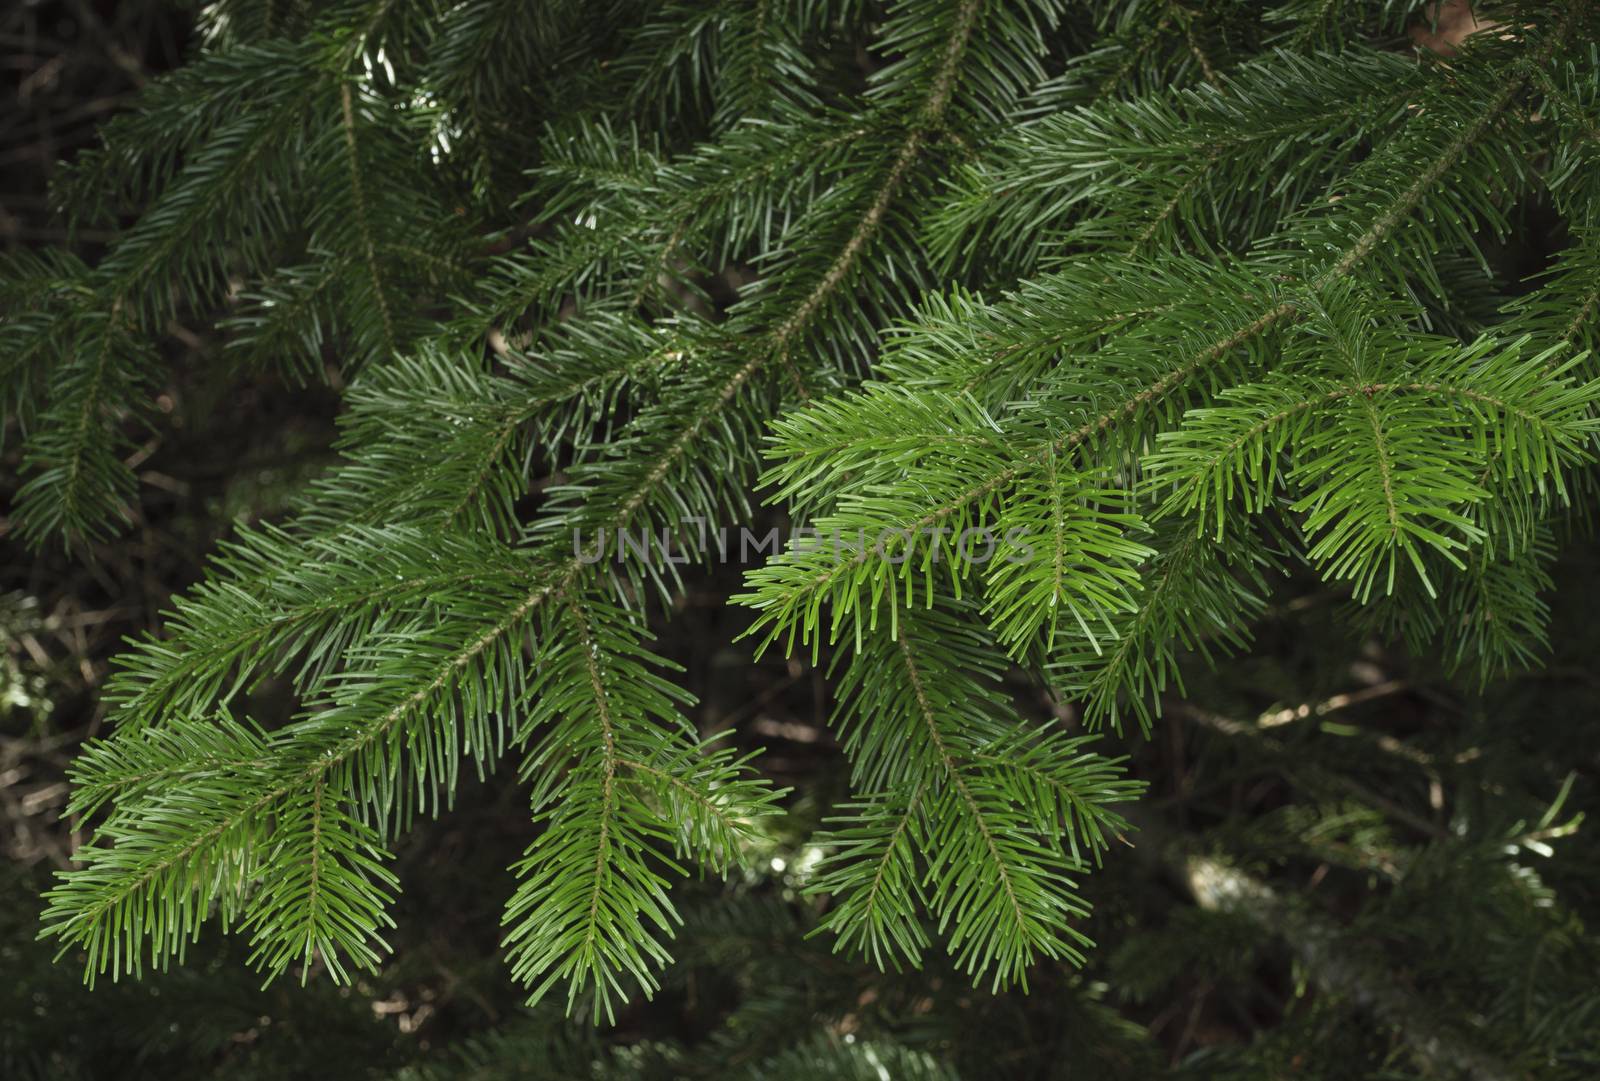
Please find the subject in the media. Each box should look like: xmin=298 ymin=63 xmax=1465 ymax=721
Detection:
xmin=5 ymin=0 xmax=1600 ymax=1075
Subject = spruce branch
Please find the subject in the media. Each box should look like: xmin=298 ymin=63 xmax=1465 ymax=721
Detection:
xmin=806 ymin=604 xmax=1138 ymax=984
xmin=14 ymin=0 xmax=1600 ymax=1031
xmin=338 ymin=80 xmax=398 ymax=357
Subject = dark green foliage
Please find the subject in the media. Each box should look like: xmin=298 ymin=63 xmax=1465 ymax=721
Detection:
xmin=5 ymin=0 xmax=1600 ymax=1076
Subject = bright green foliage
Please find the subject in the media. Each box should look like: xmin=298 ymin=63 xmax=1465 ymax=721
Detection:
xmin=505 ymin=599 xmax=783 ymax=1017
xmin=807 ymin=602 xmax=1138 ymax=984
xmin=6 ymin=0 xmax=1600 ymax=1029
